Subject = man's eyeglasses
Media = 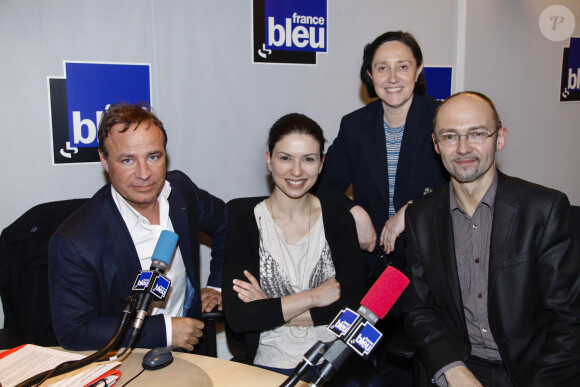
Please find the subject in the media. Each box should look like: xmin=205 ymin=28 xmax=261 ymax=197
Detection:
xmin=435 ymin=130 xmax=498 ymax=146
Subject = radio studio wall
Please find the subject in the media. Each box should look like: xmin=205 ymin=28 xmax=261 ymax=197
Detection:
xmin=0 ymin=0 xmax=578 ymax=333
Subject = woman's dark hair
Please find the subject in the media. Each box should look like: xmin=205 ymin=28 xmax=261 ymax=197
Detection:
xmin=267 ymin=113 xmax=326 ymax=158
xmin=98 ymin=102 xmax=167 ymax=159
xmin=360 ymin=31 xmax=427 ymax=98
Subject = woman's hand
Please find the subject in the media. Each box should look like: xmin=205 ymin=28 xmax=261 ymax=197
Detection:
xmin=278 ymin=278 xmax=341 ymax=323
xmin=309 ymin=277 xmax=340 ymax=308
xmin=380 ymin=204 xmax=407 ymax=254
xmin=233 ymin=270 xmax=267 ymax=303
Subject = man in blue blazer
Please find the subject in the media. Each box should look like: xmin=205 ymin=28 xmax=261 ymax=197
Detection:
xmin=48 ymin=103 xmax=228 ymax=351
xmin=402 ymin=92 xmax=580 ymax=386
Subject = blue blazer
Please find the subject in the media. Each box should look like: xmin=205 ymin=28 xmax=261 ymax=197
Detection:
xmin=317 ymin=95 xmax=448 ymax=271
xmin=48 ymin=170 xmax=228 ymax=350
xmin=402 ymin=171 xmax=580 ymax=385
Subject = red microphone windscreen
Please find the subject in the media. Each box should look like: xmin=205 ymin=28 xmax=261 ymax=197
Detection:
xmin=360 ymin=266 xmax=410 ymax=319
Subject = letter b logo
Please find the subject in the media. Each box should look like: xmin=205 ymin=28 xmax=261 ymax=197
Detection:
xmin=72 ymin=110 xmax=103 ymax=145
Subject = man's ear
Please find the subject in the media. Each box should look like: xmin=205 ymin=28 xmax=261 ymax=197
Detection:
xmin=99 ymin=150 xmax=110 ymax=173
xmin=495 ymin=126 xmax=507 ymax=151
xmin=432 ymin=133 xmax=441 ymax=155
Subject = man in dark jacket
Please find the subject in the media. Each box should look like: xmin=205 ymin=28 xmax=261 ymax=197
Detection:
xmin=49 ymin=102 xmax=228 ymax=351
xmin=402 ymin=91 xmax=580 ymax=386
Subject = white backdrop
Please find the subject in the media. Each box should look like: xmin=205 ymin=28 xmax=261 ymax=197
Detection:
xmin=1 ymin=0 xmax=579 ymax=336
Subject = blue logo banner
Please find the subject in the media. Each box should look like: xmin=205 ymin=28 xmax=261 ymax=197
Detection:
xmin=569 ymin=37 xmax=580 ymax=69
xmin=264 ymin=0 xmax=326 ymax=52
xmin=561 ymin=37 xmax=580 ymax=102
xmin=65 ymin=63 xmax=150 ymax=148
xmin=49 ymin=61 xmax=151 ymax=164
xmin=253 ymin=0 xmax=327 ymax=64
xmin=423 ymin=67 xmax=453 ymax=101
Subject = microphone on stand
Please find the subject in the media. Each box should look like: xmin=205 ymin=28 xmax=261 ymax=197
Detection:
xmin=280 ymin=341 xmax=328 ymax=387
xmin=13 ymin=230 xmax=180 ymax=387
xmin=307 ymin=266 xmax=410 ymax=387
xmin=127 ymin=230 xmax=179 ymax=347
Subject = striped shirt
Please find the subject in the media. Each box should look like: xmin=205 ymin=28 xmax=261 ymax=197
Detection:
xmin=384 ymin=121 xmax=405 ymax=218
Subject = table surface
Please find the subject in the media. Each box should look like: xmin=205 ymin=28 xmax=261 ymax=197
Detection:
xmin=179 ymin=353 xmax=307 ymax=387
xmin=42 ymin=348 xmax=308 ymax=387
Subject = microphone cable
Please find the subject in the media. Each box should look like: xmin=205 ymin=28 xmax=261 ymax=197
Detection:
xmin=16 ymin=295 xmax=137 ymax=387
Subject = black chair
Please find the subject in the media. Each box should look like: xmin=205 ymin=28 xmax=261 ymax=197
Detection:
xmin=384 ymin=331 xmax=429 ymax=387
xmin=570 ymin=205 xmax=580 ymax=234
xmin=0 ymin=199 xmax=222 ymax=356
xmin=198 ymin=307 xmax=224 ymax=357
xmin=0 ymin=199 xmax=88 ymax=348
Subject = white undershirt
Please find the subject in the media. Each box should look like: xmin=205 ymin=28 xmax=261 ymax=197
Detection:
xmin=111 ymin=181 xmax=187 ymax=345
xmin=253 ymin=201 xmax=337 ymax=368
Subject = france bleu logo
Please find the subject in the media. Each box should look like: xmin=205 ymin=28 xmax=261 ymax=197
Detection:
xmin=347 ymin=322 xmax=383 ymax=358
xmin=132 ymin=270 xmax=171 ymax=301
xmin=48 ymin=61 xmax=151 ymax=164
xmin=560 ymin=37 xmax=580 ymax=102
xmin=133 ymin=271 xmax=154 ymax=292
xmin=327 ymin=308 xmax=359 ymax=338
xmin=151 ymin=275 xmax=171 ymax=300
xmin=252 ymin=0 xmax=327 ymax=65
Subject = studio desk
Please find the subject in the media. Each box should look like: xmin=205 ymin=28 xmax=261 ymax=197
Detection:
xmin=31 ymin=348 xmax=309 ymax=387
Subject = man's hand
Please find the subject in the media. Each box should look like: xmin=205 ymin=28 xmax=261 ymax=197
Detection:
xmin=200 ymin=287 xmax=222 ymax=312
xmin=444 ymin=366 xmax=483 ymax=387
xmin=380 ymin=204 xmax=407 ymax=254
xmin=171 ymin=317 xmax=204 ymax=352
xmin=350 ymin=205 xmax=377 ymax=252
xmin=233 ymin=270 xmax=267 ymax=303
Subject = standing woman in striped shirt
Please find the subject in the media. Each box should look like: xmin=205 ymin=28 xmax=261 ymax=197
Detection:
xmin=316 ymin=31 xmax=449 ymax=386
xmin=317 ymin=30 xmax=448 ymax=280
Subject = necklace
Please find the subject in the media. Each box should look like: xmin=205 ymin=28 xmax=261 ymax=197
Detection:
xmin=287 ymin=324 xmax=310 ymax=338
xmin=268 ymin=194 xmax=312 ymax=339
xmin=384 ymin=120 xmax=406 ymax=141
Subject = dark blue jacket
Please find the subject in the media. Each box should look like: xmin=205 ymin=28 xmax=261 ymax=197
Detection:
xmin=317 ymin=95 xmax=448 ymax=272
xmin=48 ymin=170 xmax=228 ymax=350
